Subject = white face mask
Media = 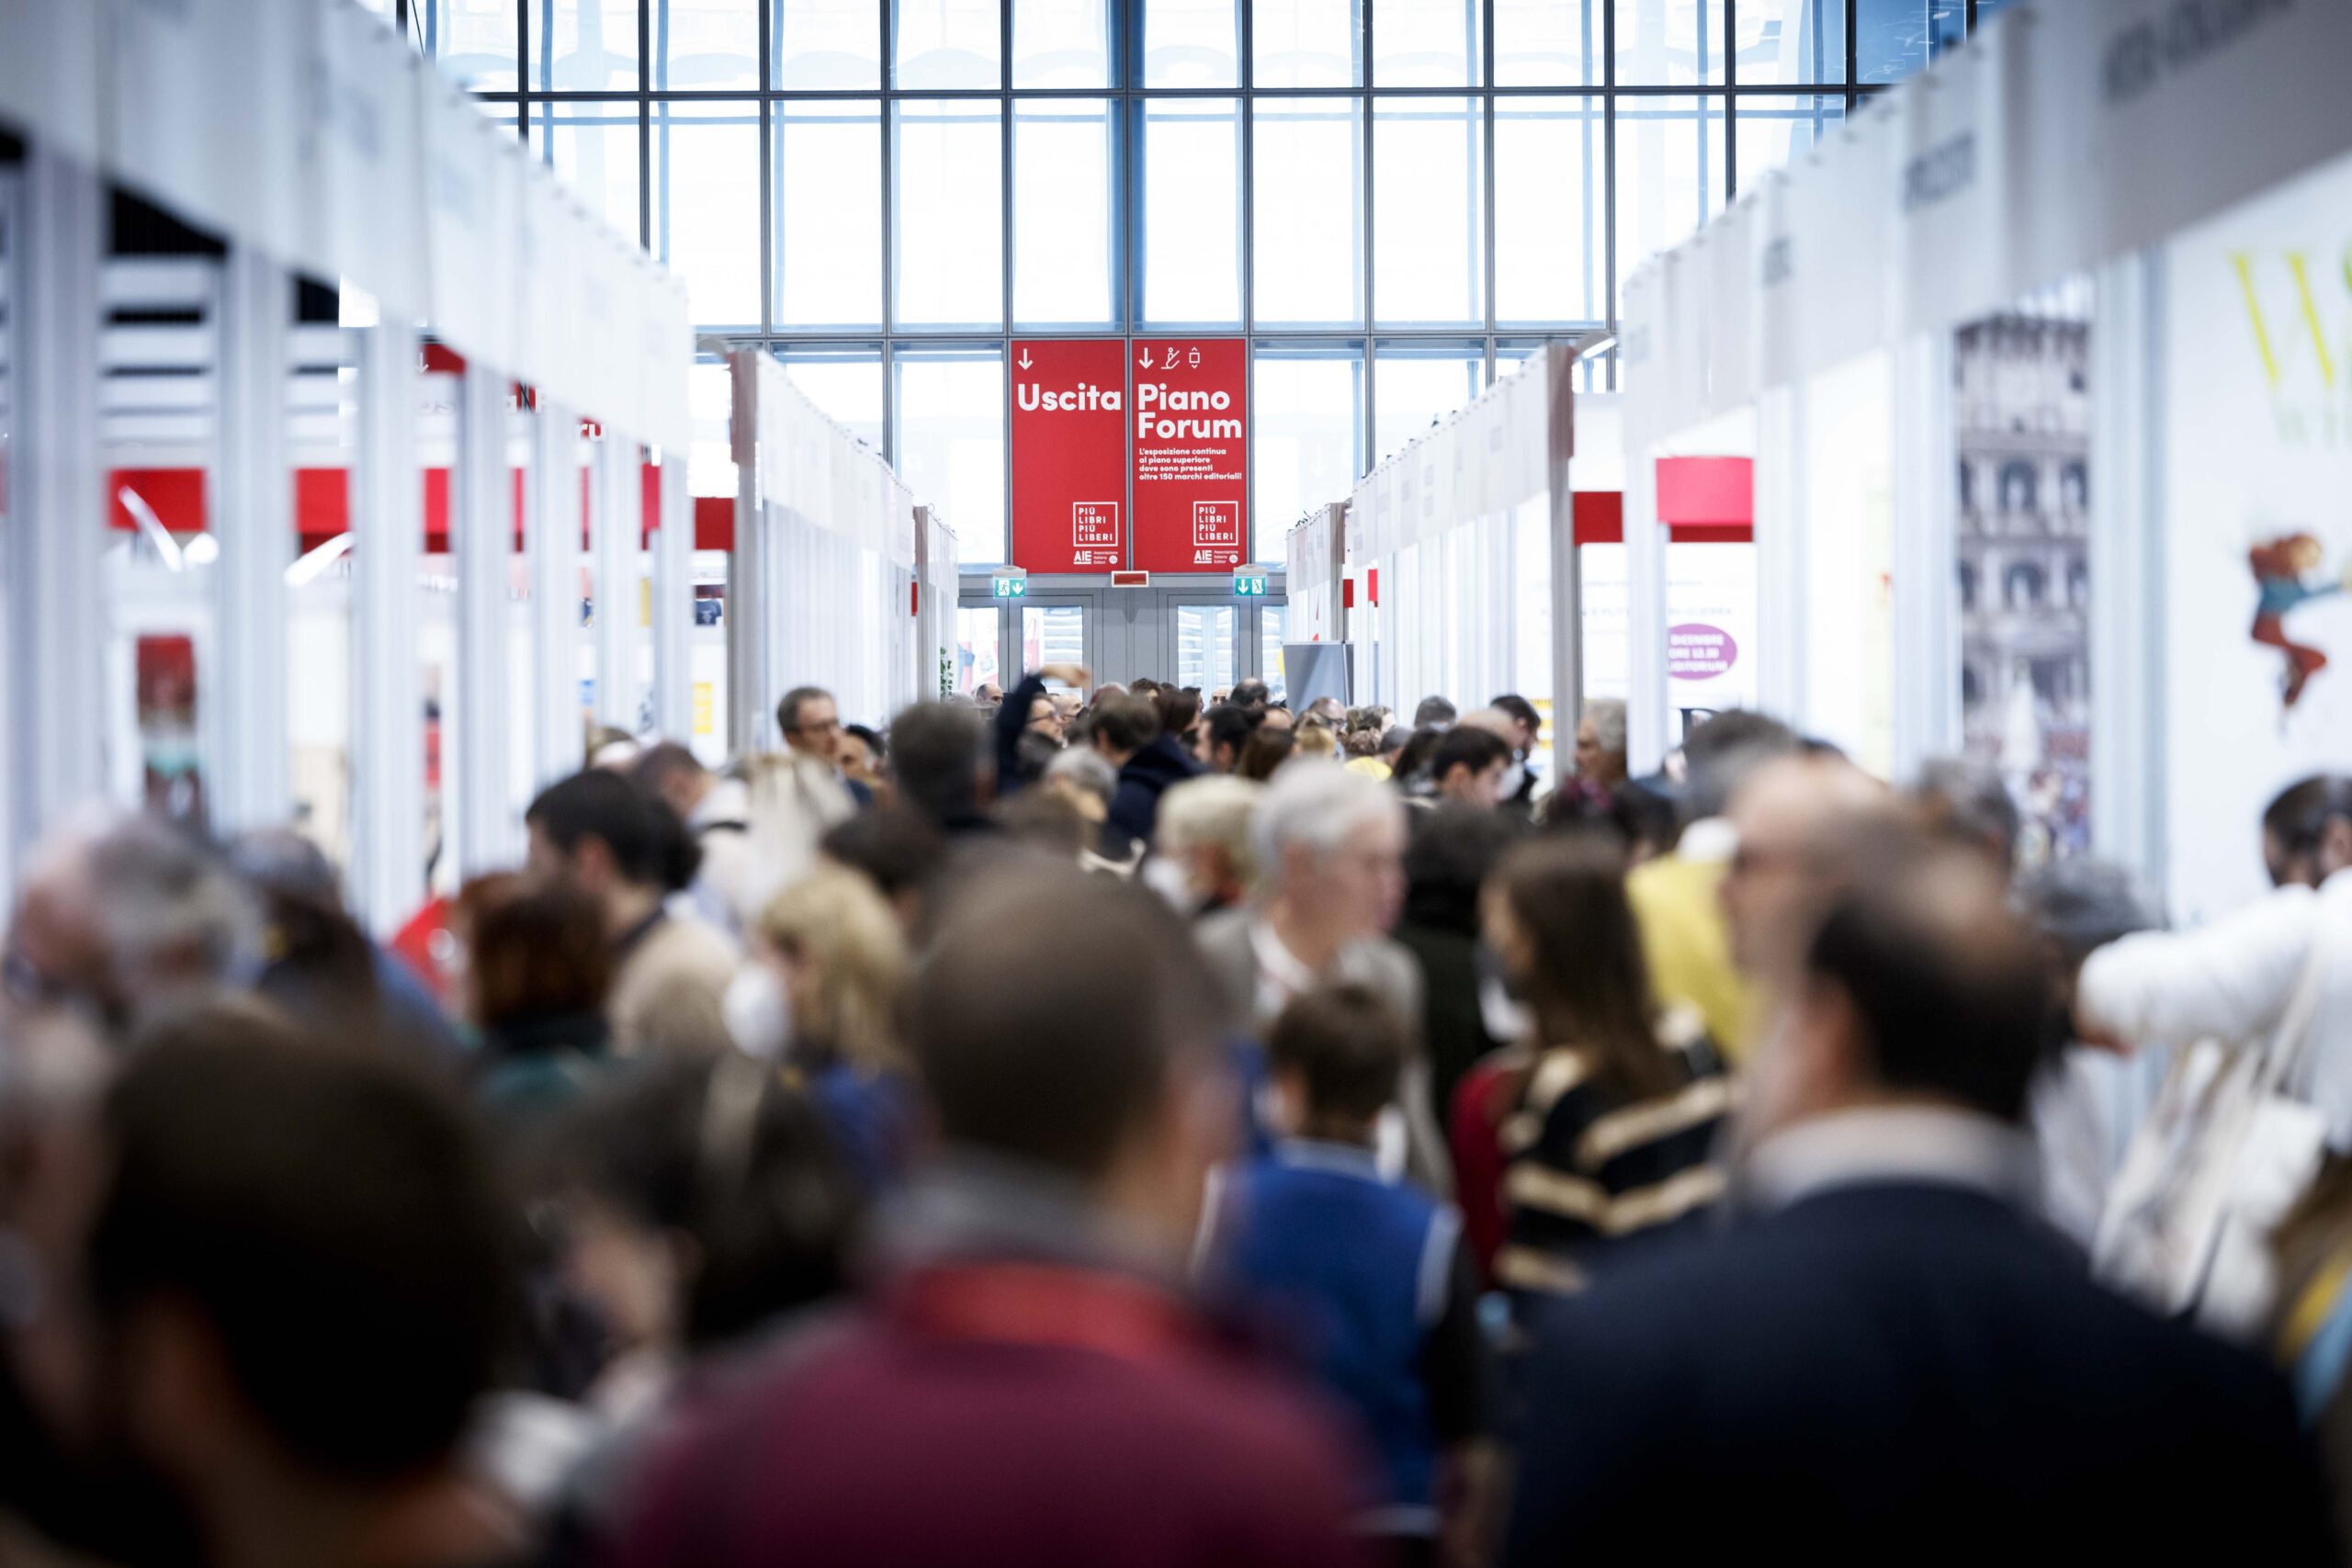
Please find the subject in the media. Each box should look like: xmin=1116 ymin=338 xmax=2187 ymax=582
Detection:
xmin=1141 ymin=854 xmax=1199 ymax=914
xmin=722 ymin=964 xmax=793 ymax=1061
xmin=1497 ymin=761 xmax=1529 ymax=802
xmin=1478 ymin=974 xmax=1535 ymax=1045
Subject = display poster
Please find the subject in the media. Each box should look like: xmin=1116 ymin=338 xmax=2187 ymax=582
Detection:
xmin=1009 ymin=338 xmax=1131 ymax=571
xmin=1954 ymin=309 xmax=2092 ymax=868
xmin=2165 ymin=151 xmax=2352 ymax=923
xmin=1664 ymin=542 xmax=1759 ymax=738
xmin=1133 ymin=338 xmax=1249 ymax=572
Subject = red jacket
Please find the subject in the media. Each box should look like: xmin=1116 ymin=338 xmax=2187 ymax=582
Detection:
xmin=607 ymin=1260 xmax=1369 ymax=1568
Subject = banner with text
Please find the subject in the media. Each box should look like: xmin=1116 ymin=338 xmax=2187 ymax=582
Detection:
xmin=1010 ymin=339 xmax=1133 ymax=571
xmin=1134 ymin=339 xmax=1250 ymax=572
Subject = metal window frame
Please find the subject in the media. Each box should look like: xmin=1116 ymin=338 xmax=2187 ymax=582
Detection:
xmin=438 ymin=0 xmax=1974 ymax=561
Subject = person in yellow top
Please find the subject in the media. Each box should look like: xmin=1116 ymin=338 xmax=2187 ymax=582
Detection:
xmin=1620 ymin=712 xmax=1801 ymax=1065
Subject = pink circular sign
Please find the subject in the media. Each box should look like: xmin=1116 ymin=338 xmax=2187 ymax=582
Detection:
xmin=1668 ymin=622 xmax=1738 ymax=681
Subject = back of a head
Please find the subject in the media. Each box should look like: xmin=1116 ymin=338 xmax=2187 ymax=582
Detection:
xmin=1583 ymin=697 xmax=1628 ymax=757
xmin=1090 ymin=694 xmax=1162 ymax=757
xmin=1679 ymin=709 xmax=1801 ymax=823
xmin=996 ymin=789 xmax=1091 ymax=857
xmin=1405 ymin=803 xmax=1529 ymax=931
xmin=2014 ymin=857 xmax=2163 ymax=972
xmin=1269 ymin=983 xmax=1408 ymax=1128
xmin=1804 ymin=846 xmax=2052 ymax=1122
xmin=1156 ymin=775 xmax=1263 ymax=873
xmin=1413 ymin=695 xmax=1459 ymax=729
xmin=1912 ymin=757 xmax=2022 ymax=873
xmin=1155 ymin=687 xmax=1203 ymax=741
xmin=1389 ymin=725 xmax=1447 ymax=786
xmin=1230 ymin=678 xmax=1272 ymax=711
xmin=909 ymin=867 xmax=1216 ymax=1179
xmin=628 ymin=740 xmax=707 ymax=802
xmin=1205 ymin=702 xmax=1260 ymax=757
xmin=820 ymin=804 xmax=949 ymax=902
xmin=227 ymin=828 xmax=342 ymax=909
xmin=1253 ymin=759 xmax=1405 ymax=888
xmin=527 ymin=769 xmax=679 ymax=888
xmin=91 ymin=1004 xmax=509 ymax=1480
xmin=458 ymin=873 xmax=612 ymax=1028
xmin=2263 ymin=774 xmax=2352 ymax=884
xmin=85 ymin=816 xmax=264 ymax=1006
xmin=550 ymin=1055 xmax=861 ymax=1348
xmin=1045 ymin=745 xmax=1120 ymax=810
xmin=1236 ymin=726 xmax=1295 ymax=782
xmin=889 ymin=702 xmax=989 ymax=823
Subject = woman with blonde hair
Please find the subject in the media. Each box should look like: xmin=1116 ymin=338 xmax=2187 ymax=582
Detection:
xmin=753 ymin=863 xmax=921 ymax=1188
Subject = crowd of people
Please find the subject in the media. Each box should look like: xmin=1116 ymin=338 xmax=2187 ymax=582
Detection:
xmin=3 ymin=674 xmax=2351 ymax=1567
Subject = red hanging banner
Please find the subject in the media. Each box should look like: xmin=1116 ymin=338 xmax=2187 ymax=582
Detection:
xmin=1009 ymin=338 xmax=1131 ymax=572
xmin=1132 ymin=338 xmax=1249 ymax=572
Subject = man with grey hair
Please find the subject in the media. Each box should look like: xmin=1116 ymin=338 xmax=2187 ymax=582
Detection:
xmin=1040 ymin=746 xmax=1144 ymax=876
xmin=1575 ymin=698 xmax=1630 ymax=788
xmin=5 ymin=813 xmax=261 ymax=1045
xmin=1196 ymin=761 xmax=1448 ymax=1193
xmin=1412 ymin=695 xmax=1458 ymax=729
xmin=1148 ymin=775 xmax=1262 ymax=919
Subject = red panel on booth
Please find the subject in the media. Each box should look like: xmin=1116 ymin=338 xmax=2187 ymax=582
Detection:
xmin=1132 ymin=338 xmax=1248 ymax=572
xmin=1656 ymin=456 xmax=1754 ymax=542
xmin=1010 ymin=338 xmax=1131 ymax=572
xmin=1572 ymin=491 xmax=1624 ymax=546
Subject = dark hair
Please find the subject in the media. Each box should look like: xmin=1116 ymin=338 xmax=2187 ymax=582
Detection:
xmin=1490 ymin=694 xmax=1540 ymax=735
xmin=820 ymin=805 xmax=948 ymax=901
xmin=1090 ymin=694 xmax=1162 ymax=756
xmin=1230 ymin=678 xmax=1272 ymax=710
xmin=1268 ymin=983 xmax=1408 ymax=1128
xmin=249 ymin=886 xmax=383 ymax=1035
xmin=1405 ymin=804 xmax=1529 ymax=934
xmin=1155 ymin=687 xmax=1203 ymax=743
xmin=775 ymin=686 xmax=836 ymax=739
xmin=995 ymin=788 xmax=1090 ymax=856
xmin=1804 ymin=849 xmax=2052 ymax=1122
xmin=527 ymin=769 xmax=695 ymax=889
xmin=908 ymin=867 xmax=1216 ymax=1178
xmin=1012 ymin=729 xmax=1062 ymax=786
xmin=1236 ymin=726 xmax=1295 ymax=782
xmin=2264 ymin=775 xmax=2352 ymax=861
xmin=1430 ymin=725 xmax=1513 ymax=787
xmin=90 ymin=1005 xmax=511 ymax=1480
xmin=458 ymin=874 xmax=612 ymax=1029
xmin=548 ymin=1057 xmax=860 ymax=1348
xmin=1129 ymin=678 xmax=1162 ymax=699
xmin=627 ymin=741 xmax=707 ymax=800
xmin=888 ymin=702 xmax=990 ymax=823
xmin=2014 ymin=858 xmax=2162 ymax=972
xmin=843 ymin=722 xmax=887 ymax=764
xmin=1679 ymin=709 xmax=1800 ymax=822
xmin=1494 ymin=835 xmax=1674 ymax=1097
xmin=1389 ymin=725 xmax=1447 ymax=789
xmin=1412 ymin=696 xmax=1459 ymax=728
xmin=1204 ymin=703 xmax=1260 ymax=762
xmin=1912 ymin=757 xmax=2022 ymax=872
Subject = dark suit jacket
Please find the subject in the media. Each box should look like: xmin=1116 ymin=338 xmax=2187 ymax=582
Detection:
xmin=1504 ymin=1182 xmax=2335 ymax=1567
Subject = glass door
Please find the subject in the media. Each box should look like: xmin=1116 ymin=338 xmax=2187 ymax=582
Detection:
xmin=1167 ymin=599 xmax=1242 ymax=698
xmin=1019 ymin=599 xmax=1095 ymax=687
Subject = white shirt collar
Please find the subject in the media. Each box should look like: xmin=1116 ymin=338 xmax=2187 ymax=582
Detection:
xmin=1742 ymin=1104 xmax=2040 ymax=1213
xmin=1250 ymin=917 xmax=1320 ymax=1000
xmin=1679 ymin=817 xmax=1738 ymax=864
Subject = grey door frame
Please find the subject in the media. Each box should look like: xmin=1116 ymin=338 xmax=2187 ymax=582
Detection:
xmin=956 ymin=570 xmax=1286 ymax=694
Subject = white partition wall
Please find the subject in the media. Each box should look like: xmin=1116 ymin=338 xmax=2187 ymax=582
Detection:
xmin=0 ymin=0 xmax=695 ymax=922
xmin=1619 ymin=0 xmax=2352 ymax=898
xmin=729 ymin=353 xmax=928 ymax=739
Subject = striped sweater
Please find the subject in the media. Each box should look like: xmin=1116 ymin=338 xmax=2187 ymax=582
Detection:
xmin=1496 ymin=1008 xmax=1736 ymax=1298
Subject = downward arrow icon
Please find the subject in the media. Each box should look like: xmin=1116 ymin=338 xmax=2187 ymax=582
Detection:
xmin=1137 ymin=349 xmax=1153 ymax=368
xmin=1018 ymin=350 xmax=1033 ymax=369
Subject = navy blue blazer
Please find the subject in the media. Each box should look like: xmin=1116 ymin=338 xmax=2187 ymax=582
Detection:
xmin=1504 ymin=1181 xmax=2335 ymax=1566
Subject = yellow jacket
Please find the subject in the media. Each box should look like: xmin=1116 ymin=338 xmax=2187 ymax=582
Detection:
xmin=1625 ymin=848 xmax=1755 ymax=1062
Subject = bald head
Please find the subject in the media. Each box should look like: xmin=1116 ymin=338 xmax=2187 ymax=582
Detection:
xmin=1721 ymin=754 xmax=1895 ymax=983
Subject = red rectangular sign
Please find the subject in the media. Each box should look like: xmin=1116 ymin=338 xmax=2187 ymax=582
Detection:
xmin=1010 ymin=338 xmax=1130 ymax=572
xmin=1133 ymin=338 xmax=1248 ymax=572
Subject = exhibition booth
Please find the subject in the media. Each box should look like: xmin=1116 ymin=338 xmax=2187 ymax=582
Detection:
xmin=724 ymin=350 xmax=946 ymax=758
xmin=1621 ymin=0 xmax=2352 ymax=919
xmin=0 ymin=0 xmax=696 ymax=931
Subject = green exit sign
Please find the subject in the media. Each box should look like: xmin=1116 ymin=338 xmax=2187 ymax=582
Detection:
xmin=1232 ymin=571 xmax=1269 ymax=598
xmin=992 ymin=573 xmax=1029 ymax=598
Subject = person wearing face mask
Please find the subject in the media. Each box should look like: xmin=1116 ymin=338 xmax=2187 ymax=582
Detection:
xmin=1481 ymin=835 xmax=1734 ymax=1306
xmin=1489 ymin=694 xmax=1545 ymax=813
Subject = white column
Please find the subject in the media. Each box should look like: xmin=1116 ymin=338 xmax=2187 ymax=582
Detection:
xmin=592 ymin=428 xmax=640 ymax=733
xmin=1544 ymin=349 xmax=1582 ymax=790
xmin=1622 ymin=437 xmax=1669 ymax=774
xmin=530 ymin=399 xmax=583 ymax=784
xmin=1890 ymin=331 xmax=1959 ymax=780
xmin=6 ymin=147 xmax=107 ymax=868
xmin=207 ymin=244 xmax=293 ymax=836
xmin=454 ymin=361 xmax=516 ymax=877
xmin=2090 ymin=250 xmax=2167 ymax=892
xmin=1754 ymin=381 xmax=1809 ymax=726
xmin=650 ymin=450 xmax=694 ymax=739
xmin=726 ymin=359 xmax=772 ymax=752
xmin=349 ymin=320 xmax=425 ymax=936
